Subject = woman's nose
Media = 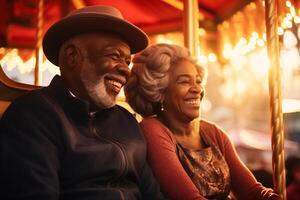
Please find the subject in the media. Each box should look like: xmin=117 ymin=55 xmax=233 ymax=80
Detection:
xmin=190 ymin=83 xmax=203 ymax=93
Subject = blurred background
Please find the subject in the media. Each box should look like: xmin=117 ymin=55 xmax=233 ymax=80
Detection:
xmin=0 ymin=0 xmax=299 ymax=181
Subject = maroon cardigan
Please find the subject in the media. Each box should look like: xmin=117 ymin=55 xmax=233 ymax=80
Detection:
xmin=140 ymin=117 xmax=281 ymax=200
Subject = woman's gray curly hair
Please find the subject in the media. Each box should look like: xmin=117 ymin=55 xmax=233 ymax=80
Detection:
xmin=124 ymin=43 xmax=207 ymax=117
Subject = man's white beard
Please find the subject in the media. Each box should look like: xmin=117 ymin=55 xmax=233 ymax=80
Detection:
xmin=80 ymin=60 xmax=116 ymax=109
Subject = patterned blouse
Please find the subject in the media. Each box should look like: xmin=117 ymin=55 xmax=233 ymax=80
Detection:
xmin=176 ymin=133 xmax=231 ymax=199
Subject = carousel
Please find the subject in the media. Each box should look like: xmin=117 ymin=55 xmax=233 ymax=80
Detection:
xmin=1 ymin=0 xmax=300 ymax=199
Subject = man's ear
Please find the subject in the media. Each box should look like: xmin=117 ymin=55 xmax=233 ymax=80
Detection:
xmin=63 ymin=44 xmax=82 ymax=69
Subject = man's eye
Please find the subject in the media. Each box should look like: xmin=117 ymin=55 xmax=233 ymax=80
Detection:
xmin=104 ymin=52 xmax=130 ymax=65
xmin=103 ymin=52 xmax=120 ymax=60
xmin=109 ymin=53 xmax=121 ymax=60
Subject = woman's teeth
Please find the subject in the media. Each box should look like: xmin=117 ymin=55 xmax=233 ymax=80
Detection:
xmin=185 ymin=100 xmax=200 ymax=105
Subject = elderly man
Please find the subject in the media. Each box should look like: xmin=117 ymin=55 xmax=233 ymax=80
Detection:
xmin=0 ymin=6 xmax=165 ymax=200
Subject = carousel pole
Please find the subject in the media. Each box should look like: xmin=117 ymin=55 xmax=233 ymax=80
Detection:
xmin=182 ymin=0 xmax=200 ymax=132
xmin=183 ymin=0 xmax=199 ymax=57
xmin=264 ymin=0 xmax=286 ymax=199
xmin=34 ymin=0 xmax=44 ymax=86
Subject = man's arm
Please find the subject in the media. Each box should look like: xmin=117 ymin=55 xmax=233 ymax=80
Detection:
xmin=139 ymin=161 xmax=168 ymax=200
xmin=0 ymin=97 xmax=63 ymax=200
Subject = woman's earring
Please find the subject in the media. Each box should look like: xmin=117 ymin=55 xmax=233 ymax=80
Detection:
xmin=160 ymin=102 xmax=164 ymax=112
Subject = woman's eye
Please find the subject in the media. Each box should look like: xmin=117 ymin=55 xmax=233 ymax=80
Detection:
xmin=178 ymin=80 xmax=190 ymax=84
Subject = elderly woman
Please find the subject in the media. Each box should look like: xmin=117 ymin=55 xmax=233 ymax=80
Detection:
xmin=124 ymin=43 xmax=281 ymax=200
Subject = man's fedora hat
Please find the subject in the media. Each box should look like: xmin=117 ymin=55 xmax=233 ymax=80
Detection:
xmin=43 ymin=5 xmax=149 ymax=66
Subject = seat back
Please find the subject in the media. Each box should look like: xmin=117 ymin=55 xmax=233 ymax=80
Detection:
xmin=0 ymin=65 xmax=41 ymax=117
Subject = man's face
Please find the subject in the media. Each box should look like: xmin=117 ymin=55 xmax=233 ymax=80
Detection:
xmin=78 ymin=33 xmax=131 ymax=109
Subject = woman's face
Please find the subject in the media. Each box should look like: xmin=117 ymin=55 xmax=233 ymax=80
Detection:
xmin=163 ymin=59 xmax=204 ymax=122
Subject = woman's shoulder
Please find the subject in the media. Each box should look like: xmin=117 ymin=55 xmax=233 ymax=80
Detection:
xmin=140 ymin=116 xmax=176 ymax=143
xmin=140 ymin=116 xmax=161 ymax=128
xmin=200 ymin=119 xmax=231 ymax=144
xmin=200 ymin=119 xmax=223 ymax=133
xmin=200 ymin=119 xmax=218 ymax=128
xmin=140 ymin=116 xmax=170 ymax=133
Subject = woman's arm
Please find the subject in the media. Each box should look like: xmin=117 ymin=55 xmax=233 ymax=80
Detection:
xmin=214 ymin=126 xmax=281 ymax=200
xmin=140 ymin=118 xmax=206 ymax=200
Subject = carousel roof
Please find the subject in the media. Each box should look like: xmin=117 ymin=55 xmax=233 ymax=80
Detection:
xmin=0 ymin=0 xmax=252 ymax=48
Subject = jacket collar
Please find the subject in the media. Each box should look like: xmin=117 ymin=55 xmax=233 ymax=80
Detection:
xmin=46 ymin=75 xmax=113 ymax=121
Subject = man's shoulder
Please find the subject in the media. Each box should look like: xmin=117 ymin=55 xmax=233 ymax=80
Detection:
xmin=11 ymin=87 xmax=50 ymax=105
xmin=2 ymin=87 xmax=56 ymax=119
xmin=114 ymin=105 xmax=136 ymax=119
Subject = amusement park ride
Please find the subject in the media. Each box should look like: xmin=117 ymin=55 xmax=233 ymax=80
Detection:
xmin=1 ymin=1 xmax=300 ymax=199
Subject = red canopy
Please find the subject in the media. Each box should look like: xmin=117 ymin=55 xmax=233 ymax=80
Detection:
xmin=0 ymin=0 xmax=251 ymax=48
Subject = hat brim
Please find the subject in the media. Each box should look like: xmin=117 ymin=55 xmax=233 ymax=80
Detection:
xmin=43 ymin=14 xmax=149 ymax=66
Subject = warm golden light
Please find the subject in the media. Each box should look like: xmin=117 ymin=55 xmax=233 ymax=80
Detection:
xmin=290 ymin=7 xmax=296 ymax=17
xmin=0 ymin=48 xmax=59 ymax=85
xmin=282 ymin=99 xmax=300 ymax=113
xmin=281 ymin=47 xmax=300 ymax=70
xmin=222 ymin=43 xmax=233 ymax=59
xmin=19 ymin=57 xmax=35 ymax=74
xmin=283 ymin=30 xmax=298 ymax=48
xmin=198 ymin=28 xmax=206 ymax=36
xmin=286 ymin=13 xmax=293 ymax=20
xmin=263 ymin=33 xmax=267 ymax=41
xmin=278 ymin=27 xmax=284 ymax=35
xmin=235 ymin=80 xmax=247 ymax=94
xmin=0 ymin=47 xmax=5 ymax=54
xmin=155 ymin=34 xmax=175 ymax=44
xmin=249 ymin=48 xmax=269 ymax=76
xmin=257 ymin=39 xmax=265 ymax=47
xmin=294 ymin=16 xmax=300 ymax=24
xmin=208 ymin=53 xmax=217 ymax=63
xmin=201 ymin=99 xmax=212 ymax=113
xmin=197 ymin=55 xmax=207 ymax=65
xmin=286 ymin=1 xmax=292 ymax=8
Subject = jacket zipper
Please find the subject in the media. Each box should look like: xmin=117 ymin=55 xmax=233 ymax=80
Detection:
xmin=89 ymin=115 xmax=128 ymax=200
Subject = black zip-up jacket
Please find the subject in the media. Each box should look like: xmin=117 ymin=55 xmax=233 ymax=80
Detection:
xmin=0 ymin=75 xmax=165 ymax=200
